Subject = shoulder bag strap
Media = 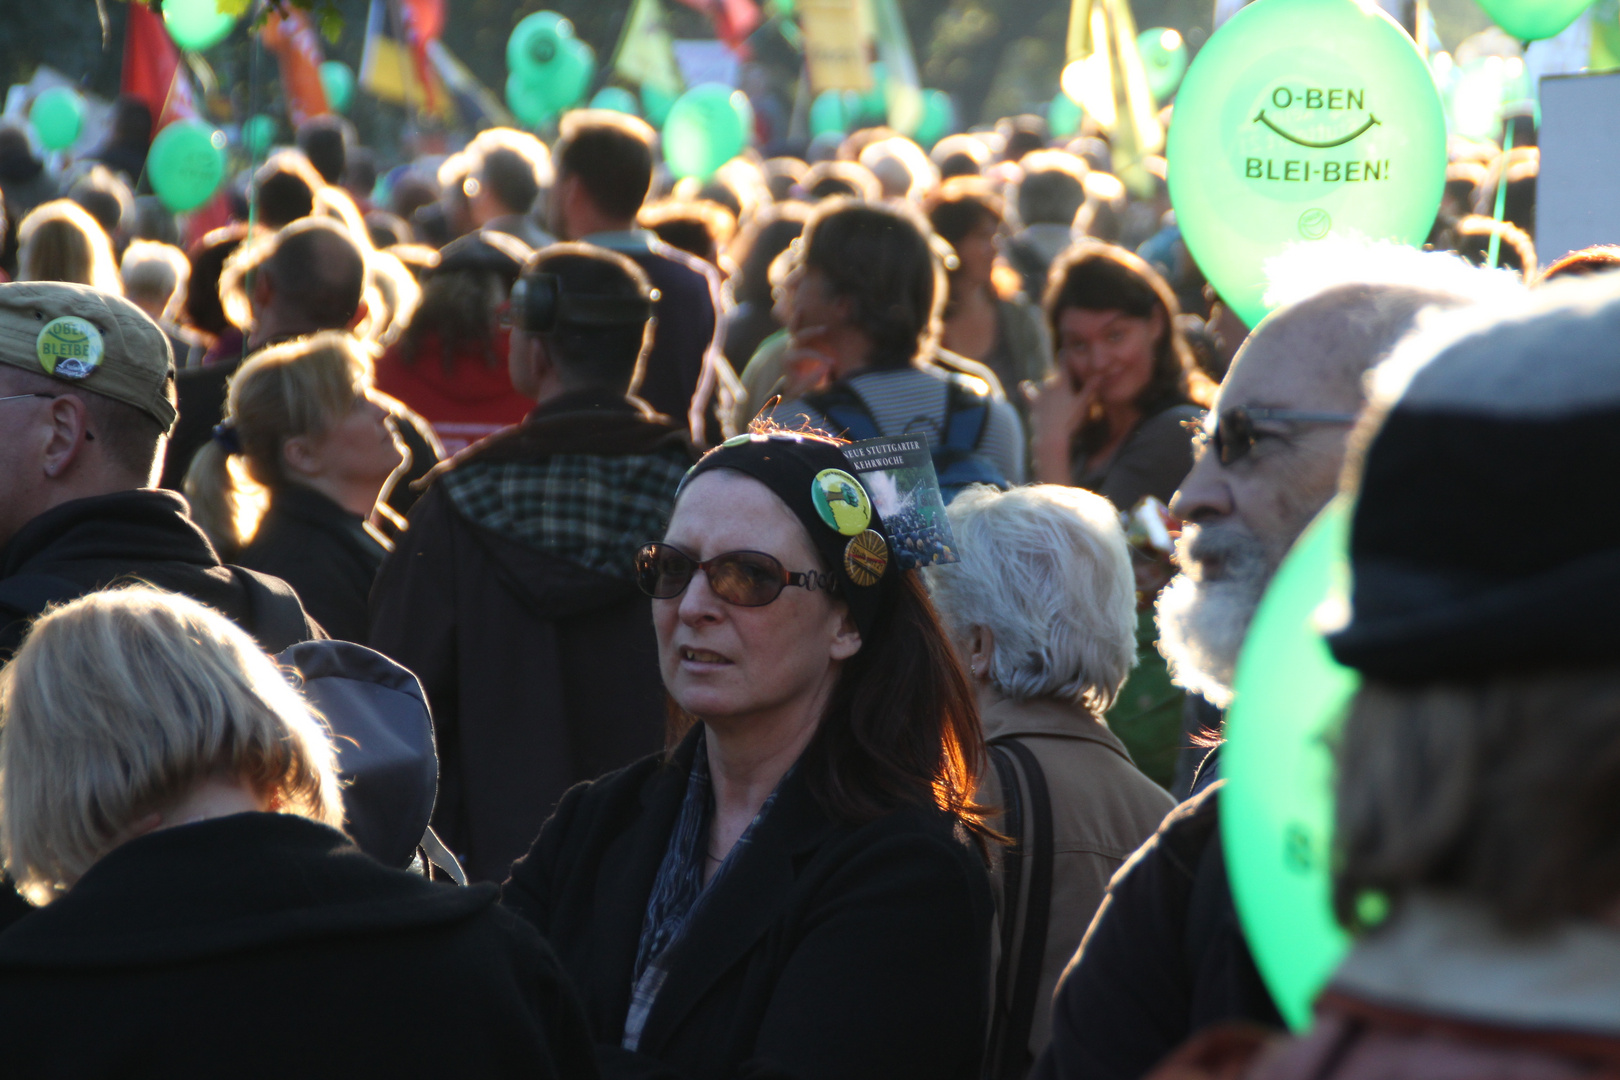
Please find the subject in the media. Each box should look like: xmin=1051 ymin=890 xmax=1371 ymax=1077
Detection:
xmin=985 ymin=743 xmax=1025 ymax=1078
xmin=991 ymin=737 xmax=1055 ymax=1080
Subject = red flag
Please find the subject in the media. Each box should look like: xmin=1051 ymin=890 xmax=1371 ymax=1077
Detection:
xmin=398 ymin=0 xmax=445 ymax=110
xmin=121 ymin=2 xmax=198 ymax=131
xmin=673 ymin=0 xmax=761 ymax=54
xmin=262 ymin=9 xmax=330 ymax=128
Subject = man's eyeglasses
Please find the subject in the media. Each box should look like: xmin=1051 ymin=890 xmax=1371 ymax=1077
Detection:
xmin=634 ymin=542 xmax=835 ymax=608
xmin=1207 ymin=406 xmax=1357 ymax=466
xmin=0 ymin=393 xmax=57 ymax=405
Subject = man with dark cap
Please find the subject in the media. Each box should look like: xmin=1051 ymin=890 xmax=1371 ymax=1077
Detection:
xmin=1035 ymin=247 xmax=1519 ymax=1080
xmin=1144 ymin=273 xmax=1620 ymax=1080
xmin=0 ymin=281 xmax=321 ymax=661
xmin=370 ymin=243 xmax=695 ymax=884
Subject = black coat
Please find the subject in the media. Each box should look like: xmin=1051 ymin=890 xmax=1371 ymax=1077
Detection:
xmin=502 ymin=727 xmax=996 ymax=1080
xmin=0 ymin=489 xmax=322 ymax=661
xmin=370 ymin=392 xmax=693 ymax=883
xmin=0 ymin=813 xmax=598 ymax=1078
xmin=1032 ymin=782 xmax=1282 ymax=1080
xmin=237 ymin=484 xmax=389 ymax=643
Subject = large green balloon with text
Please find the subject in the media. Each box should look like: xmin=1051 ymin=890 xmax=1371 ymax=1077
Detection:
xmin=1222 ymin=497 xmax=1359 ymax=1030
xmin=1167 ymin=0 xmax=1446 ymax=328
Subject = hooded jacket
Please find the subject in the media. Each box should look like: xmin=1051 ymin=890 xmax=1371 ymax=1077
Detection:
xmin=0 ymin=489 xmax=322 ymax=662
xmin=0 ymin=812 xmax=597 ymax=1078
xmin=370 ymin=389 xmax=695 ymax=883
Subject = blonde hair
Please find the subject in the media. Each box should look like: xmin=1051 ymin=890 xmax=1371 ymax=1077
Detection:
xmin=925 ymin=484 xmax=1138 ymax=713
xmin=185 ymin=332 xmax=371 ymax=554
xmin=0 ymin=586 xmax=343 ymax=905
xmin=18 ymin=198 xmax=121 ymax=293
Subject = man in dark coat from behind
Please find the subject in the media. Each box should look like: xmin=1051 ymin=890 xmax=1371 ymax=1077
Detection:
xmin=371 ymin=243 xmax=695 ymax=884
xmin=546 ymin=109 xmax=739 ymax=446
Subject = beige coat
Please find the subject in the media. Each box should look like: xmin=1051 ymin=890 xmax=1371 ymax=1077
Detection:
xmin=980 ymin=695 xmax=1176 ymax=1066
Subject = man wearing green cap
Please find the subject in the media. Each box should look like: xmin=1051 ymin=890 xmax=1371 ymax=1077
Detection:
xmin=0 ymin=281 xmax=322 ymax=663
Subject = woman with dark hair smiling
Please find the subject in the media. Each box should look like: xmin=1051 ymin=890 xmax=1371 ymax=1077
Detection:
xmin=1027 ymin=243 xmax=1213 ymax=509
xmin=502 ymin=426 xmax=996 ymax=1079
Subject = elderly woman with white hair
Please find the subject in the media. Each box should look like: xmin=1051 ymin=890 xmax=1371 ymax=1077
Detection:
xmin=0 ymin=586 xmax=592 ymax=1077
xmin=927 ymin=484 xmax=1173 ymax=1075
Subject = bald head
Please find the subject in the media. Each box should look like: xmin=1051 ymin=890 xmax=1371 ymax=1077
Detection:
xmin=1220 ymin=283 xmax=1472 ymax=417
xmin=262 ymin=219 xmax=366 ymax=332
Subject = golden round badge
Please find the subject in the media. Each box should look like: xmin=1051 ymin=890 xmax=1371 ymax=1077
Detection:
xmin=811 ymin=468 xmax=873 ymax=537
xmin=36 ymin=316 xmax=105 ymax=380
xmin=843 ymin=529 xmax=889 ymax=587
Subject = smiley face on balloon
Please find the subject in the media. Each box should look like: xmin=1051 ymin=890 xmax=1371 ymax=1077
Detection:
xmin=1168 ymin=0 xmax=1447 ymax=328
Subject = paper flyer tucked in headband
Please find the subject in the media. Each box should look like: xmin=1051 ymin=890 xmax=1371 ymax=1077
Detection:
xmin=842 ymin=436 xmax=959 ymax=569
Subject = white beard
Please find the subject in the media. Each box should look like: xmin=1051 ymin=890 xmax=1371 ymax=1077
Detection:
xmin=1155 ymin=520 xmax=1277 ymax=708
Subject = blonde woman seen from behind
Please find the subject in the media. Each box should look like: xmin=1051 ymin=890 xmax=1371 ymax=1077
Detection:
xmin=186 ymin=332 xmax=405 ymax=642
xmin=927 ymin=484 xmax=1175 ymax=1075
xmin=16 ymin=198 xmax=121 ymax=294
xmin=0 ymin=586 xmax=594 ymax=1077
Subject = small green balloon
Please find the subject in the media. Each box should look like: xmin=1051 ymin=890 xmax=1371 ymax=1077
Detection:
xmin=163 ymin=0 xmax=237 ymax=52
xmin=1138 ymin=27 xmax=1190 ymax=103
xmin=30 ymin=88 xmax=83 ymax=151
xmin=663 ymin=83 xmax=752 ymax=180
xmin=1223 ymin=496 xmax=1359 ymax=1031
xmin=913 ymin=89 xmax=954 ymax=148
xmin=860 ymin=62 xmax=889 ymax=123
xmin=1167 ymin=0 xmax=1447 ymax=328
xmin=243 ymin=114 xmax=277 ymax=156
xmin=507 ymin=11 xmax=575 ymax=78
xmin=590 ymin=87 xmax=641 ymax=116
xmin=506 ymin=71 xmax=555 ymax=129
xmin=548 ymin=37 xmax=596 ymax=113
xmin=809 ymin=90 xmax=849 ymax=138
xmin=319 ymin=61 xmax=356 ymax=114
xmin=1049 ymin=90 xmax=1084 ymax=138
xmin=1474 ymin=0 xmax=1593 ymax=43
xmin=148 ymin=119 xmax=227 ymax=213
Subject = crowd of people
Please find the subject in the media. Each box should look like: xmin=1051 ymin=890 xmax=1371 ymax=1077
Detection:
xmin=1 ymin=74 xmax=1618 ymax=1080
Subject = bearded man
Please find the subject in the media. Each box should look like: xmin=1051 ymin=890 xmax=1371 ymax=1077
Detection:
xmin=1033 ymin=250 xmax=1518 ymax=1080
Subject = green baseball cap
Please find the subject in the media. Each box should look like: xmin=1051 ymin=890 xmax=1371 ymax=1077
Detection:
xmin=0 ymin=281 xmax=177 ymax=433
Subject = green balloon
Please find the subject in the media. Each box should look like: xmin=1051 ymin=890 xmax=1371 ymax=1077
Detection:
xmin=507 ymin=11 xmax=575 ymax=78
xmin=550 ymin=37 xmax=596 ymax=112
xmin=1049 ymin=90 xmax=1084 ymax=138
xmin=860 ymin=62 xmax=889 ymax=123
xmin=242 ymin=114 xmax=277 ymax=156
xmin=641 ymin=84 xmax=677 ymax=128
xmin=506 ymin=71 xmax=555 ymax=129
xmin=320 ymin=61 xmax=356 ymax=114
xmin=1474 ymin=0 xmax=1593 ymax=43
xmin=163 ymin=0 xmax=236 ymax=52
xmin=1222 ymin=496 xmax=1359 ymax=1031
xmin=809 ymin=90 xmax=850 ymax=138
xmin=1138 ymin=27 xmax=1190 ymax=104
xmin=148 ymin=120 xmax=227 ymax=213
xmin=1167 ymin=0 xmax=1447 ymax=329
xmin=30 ymin=88 xmax=83 ymax=151
xmin=590 ymin=87 xmax=641 ymax=116
xmin=914 ymin=89 xmax=954 ymax=148
xmin=663 ymin=83 xmax=752 ymax=180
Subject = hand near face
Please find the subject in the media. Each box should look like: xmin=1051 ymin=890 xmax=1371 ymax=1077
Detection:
xmin=1024 ymin=372 xmax=1098 ymax=485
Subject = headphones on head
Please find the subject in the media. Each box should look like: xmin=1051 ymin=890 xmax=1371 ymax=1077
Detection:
xmin=510 ymin=271 xmax=659 ymax=333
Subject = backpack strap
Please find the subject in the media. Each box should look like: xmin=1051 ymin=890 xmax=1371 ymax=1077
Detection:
xmin=985 ymin=737 xmax=1055 ymax=1080
xmin=804 ymin=383 xmax=881 ymax=442
xmin=941 ymin=374 xmax=992 ymax=457
xmin=228 ymin=565 xmax=315 ymax=652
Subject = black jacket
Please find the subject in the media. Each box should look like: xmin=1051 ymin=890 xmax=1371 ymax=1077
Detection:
xmin=237 ymin=484 xmax=388 ymax=643
xmin=501 ymin=727 xmax=996 ymax=1080
xmin=0 ymin=813 xmax=598 ymax=1078
xmin=1032 ymin=783 xmax=1282 ymax=1080
xmin=0 ymin=489 xmax=322 ymax=662
xmin=371 ymin=391 xmax=694 ymax=883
